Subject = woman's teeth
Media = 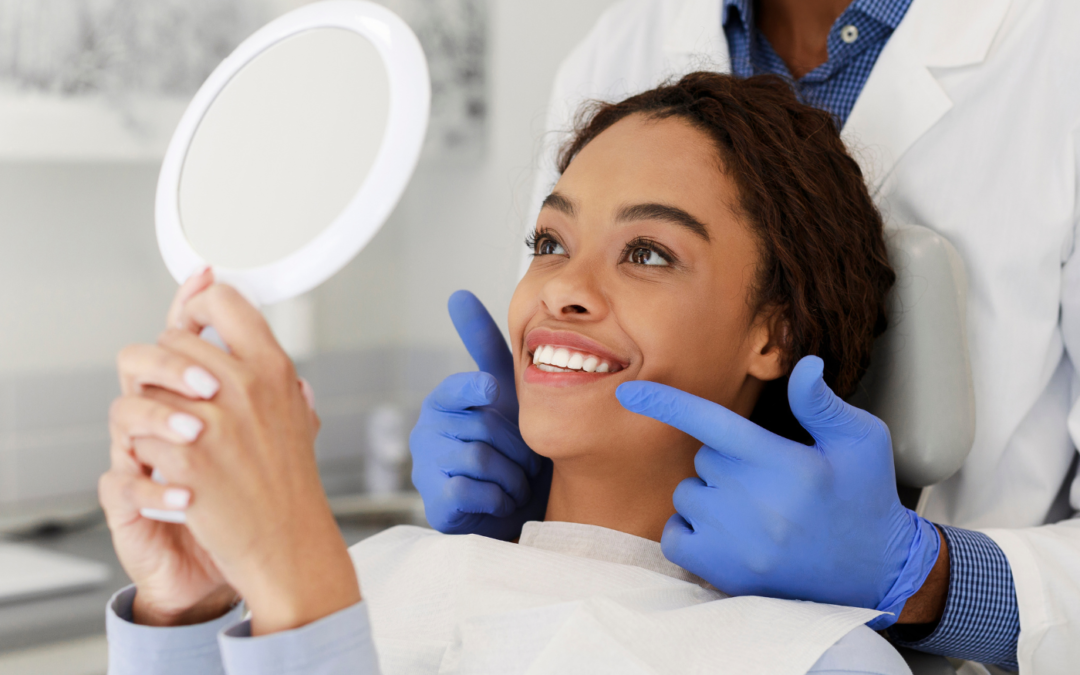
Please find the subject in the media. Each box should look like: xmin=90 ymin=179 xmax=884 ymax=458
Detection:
xmin=532 ymin=345 xmax=616 ymax=373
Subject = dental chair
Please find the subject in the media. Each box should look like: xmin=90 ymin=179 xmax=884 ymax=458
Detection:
xmin=847 ymin=224 xmax=975 ymax=675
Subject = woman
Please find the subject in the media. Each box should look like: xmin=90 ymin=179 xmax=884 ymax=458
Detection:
xmin=102 ymin=73 xmax=907 ymax=674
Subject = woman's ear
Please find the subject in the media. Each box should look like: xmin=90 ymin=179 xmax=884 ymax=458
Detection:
xmin=747 ymin=311 xmax=789 ymax=382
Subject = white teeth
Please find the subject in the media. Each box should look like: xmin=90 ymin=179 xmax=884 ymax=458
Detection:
xmin=537 ymin=363 xmax=569 ymax=373
xmin=531 ymin=344 xmax=618 ymax=374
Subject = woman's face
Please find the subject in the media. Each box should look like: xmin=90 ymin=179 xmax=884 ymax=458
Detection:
xmin=509 ymin=114 xmax=784 ymax=468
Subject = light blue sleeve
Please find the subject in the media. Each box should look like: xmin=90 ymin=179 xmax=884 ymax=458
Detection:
xmin=218 ymin=600 xmax=381 ymax=675
xmin=808 ymin=626 xmax=913 ymax=675
xmin=106 ymin=585 xmax=244 ymax=675
xmin=107 ymin=583 xmax=381 ymax=675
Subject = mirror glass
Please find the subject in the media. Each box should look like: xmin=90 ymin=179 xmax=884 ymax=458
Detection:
xmin=179 ymin=28 xmax=390 ymax=270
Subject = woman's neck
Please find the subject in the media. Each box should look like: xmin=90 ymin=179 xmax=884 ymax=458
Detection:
xmin=542 ymin=452 xmax=696 ymax=542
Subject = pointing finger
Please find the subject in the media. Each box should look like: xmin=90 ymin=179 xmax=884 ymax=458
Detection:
xmin=448 ymin=291 xmax=517 ymax=417
xmin=616 ymin=380 xmax=785 ymax=463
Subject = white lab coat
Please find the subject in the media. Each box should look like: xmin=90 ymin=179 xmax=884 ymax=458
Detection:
xmin=524 ymin=1 xmax=1080 ymax=673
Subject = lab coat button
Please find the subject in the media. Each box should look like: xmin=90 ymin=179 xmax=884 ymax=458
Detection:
xmin=841 ymin=25 xmax=859 ymax=43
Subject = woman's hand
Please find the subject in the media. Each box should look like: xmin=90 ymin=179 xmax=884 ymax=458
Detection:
xmin=115 ymin=281 xmax=358 ymax=635
xmin=101 ymin=269 xmax=236 ymax=626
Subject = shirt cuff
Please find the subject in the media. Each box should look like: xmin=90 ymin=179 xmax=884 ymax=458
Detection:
xmin=218 ymin=600 xmax=380 ymax=675
xmin=888 ymin=525 xmax=1020 ymax=671
xmin=106 ymin=585 xmax=245 ymax=675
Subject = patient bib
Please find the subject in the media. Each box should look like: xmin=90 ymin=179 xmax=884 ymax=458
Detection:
xmin=348 ymin=522 xmax=881 ymax=675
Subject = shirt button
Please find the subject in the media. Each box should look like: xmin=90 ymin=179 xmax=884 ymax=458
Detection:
xmin=841 ymin=24 xmax=859 ymax=43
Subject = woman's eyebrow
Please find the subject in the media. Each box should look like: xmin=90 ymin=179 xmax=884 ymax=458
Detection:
xmin=616 ymin=203 xmax=711 ymax=242
xmin=542 ymin=192 xmax=576 ymax=217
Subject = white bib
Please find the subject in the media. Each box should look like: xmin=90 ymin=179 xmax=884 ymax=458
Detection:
xmin=348 ymin=522 xmax=882 ymax=675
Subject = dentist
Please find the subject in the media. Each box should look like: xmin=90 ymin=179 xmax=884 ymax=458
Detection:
xmin=409 ymin=0 xmax=1080 ymax=672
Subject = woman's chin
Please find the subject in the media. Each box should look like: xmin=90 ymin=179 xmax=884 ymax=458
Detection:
xmin=519 ymin=414 xmax=606 ymax=462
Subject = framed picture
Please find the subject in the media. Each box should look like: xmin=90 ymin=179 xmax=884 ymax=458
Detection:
xmin=0 ymin=0 xmax=486 ymax=162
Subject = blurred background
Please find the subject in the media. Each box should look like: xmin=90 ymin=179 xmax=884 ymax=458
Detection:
xmin=0 ymin=0 xmax=614 ymax=671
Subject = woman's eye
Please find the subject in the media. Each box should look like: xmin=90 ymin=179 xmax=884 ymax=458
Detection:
xmin=537 ymin=238 xmax=567 ymax=256
xmin=630 ymin=246 xmax=669 ymax=266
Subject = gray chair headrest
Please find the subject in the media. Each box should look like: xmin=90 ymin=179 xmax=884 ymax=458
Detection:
xmin=847 ymin=225 xmax=975 ymax=488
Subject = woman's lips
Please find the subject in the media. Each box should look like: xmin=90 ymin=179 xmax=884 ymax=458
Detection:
xmin=522 ymin=329 xmax=628 ymax=386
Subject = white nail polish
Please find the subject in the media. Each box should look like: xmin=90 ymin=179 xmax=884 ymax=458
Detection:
xmin=168 ymin=413 xmax=204 ymax=441
xmin=163 ymin=488 xmax=191 ymax=509
xmin=184 ymin=366 xmax=220 ymax=399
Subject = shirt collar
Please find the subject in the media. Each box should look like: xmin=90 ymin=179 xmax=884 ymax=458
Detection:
xmin=852 ymin=0 xmax=912 ymax=30
xmin=722 ymin=0 xmax=911 ymax=33
xmin=722 ymin=0 xmax=752 ymax=33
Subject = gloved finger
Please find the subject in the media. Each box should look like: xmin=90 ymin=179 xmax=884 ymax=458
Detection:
xmin=659 ymin=513 xmax=696 ymax=567
xmin=447 ymin=408 xmax=542 ymax=478
xmin=671 ymin=476 xmax=711 ymax=530
xmin=442 ymin=475 xmax=516 ymax=518
xmin=693 ymin=444 xmax=750 ymax=486
xmin=448 ymin=291 xmax=517 ymax=417
xmin=426 ymin=371 xmax=499 ymax=413
xmin=616 ymin=381 xmax=786 ymax=464
xmin=787 ymin=356 xmax=883 ymax=445
xmin=441 ymin=441 xmax=532 ymax=507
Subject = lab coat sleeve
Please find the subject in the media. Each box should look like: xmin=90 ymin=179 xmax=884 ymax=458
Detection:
xmin=217 ymin=600 xmax=381 ymax=675
xmin=106 ymin=585 xmax=244 ymax=675
xmin=978 ymin=125 xmax=1080 ymax=675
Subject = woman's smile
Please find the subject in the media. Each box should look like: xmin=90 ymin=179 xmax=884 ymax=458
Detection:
xmin=523 ymin=327 xmax=628 ymax=385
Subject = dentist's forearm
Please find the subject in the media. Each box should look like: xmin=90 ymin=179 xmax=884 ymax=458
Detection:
xmin=896 ymin=528 xmax=949 ymax=624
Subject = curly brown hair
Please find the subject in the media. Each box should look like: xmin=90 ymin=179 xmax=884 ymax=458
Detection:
xmin=557 ymin=72 xmax=894 ymax=440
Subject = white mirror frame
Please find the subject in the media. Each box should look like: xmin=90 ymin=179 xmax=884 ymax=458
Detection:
xmin=155 ymin=0 xmax=430 ymax=305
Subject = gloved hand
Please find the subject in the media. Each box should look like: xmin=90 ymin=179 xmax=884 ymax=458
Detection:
xmin=617 ymin=355 xmax=941 ymax=629
xmin=410 ymin=290 xmax=552 ymax=540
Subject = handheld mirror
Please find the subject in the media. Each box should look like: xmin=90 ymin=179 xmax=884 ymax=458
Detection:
xmin=142 ymin=1 xmax=430 ymax=523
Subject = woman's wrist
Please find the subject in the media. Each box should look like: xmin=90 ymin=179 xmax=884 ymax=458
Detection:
xmin=132 ymin=584 xmax=239 ymax=627
xmin=240 ymin=514 xmax=361 ymax=635
xmin=246 ymin=549 xmax=361 ymax=635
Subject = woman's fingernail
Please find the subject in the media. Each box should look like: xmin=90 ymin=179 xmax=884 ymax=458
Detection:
xmin=163 ymin=488 xmax=191 ymax=509
xmin=299 ymin=377 xmax=316 ymax=410
xmin=168 ymin=413 xmax=204 ymax=441
xmin=184 ymin=366 xmax=220 ymax=399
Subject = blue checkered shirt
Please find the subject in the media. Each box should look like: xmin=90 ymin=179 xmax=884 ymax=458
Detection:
xmin=723 ymin=0 xmax=909 ymax=127
xmin=722 ymin=1 xmax=1021 ymax=669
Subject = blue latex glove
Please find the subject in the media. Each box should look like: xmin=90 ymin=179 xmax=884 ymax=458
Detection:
xmin=410 ymin=290 xmax=552 ymax=540
xmin=617 ymin=356 xmax=941 ymax=630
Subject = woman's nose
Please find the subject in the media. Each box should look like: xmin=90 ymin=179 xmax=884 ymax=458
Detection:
xmin=540 ymin=258 xmax=607 ymax=320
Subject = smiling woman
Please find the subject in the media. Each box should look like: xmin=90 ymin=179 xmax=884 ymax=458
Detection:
xmin=102 ymin=72 xmax=906 ymax=675
xmin=513 ymin=72 xmax=894 ymax=542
